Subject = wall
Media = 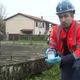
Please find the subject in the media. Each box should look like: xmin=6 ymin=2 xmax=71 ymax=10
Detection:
xmin=5 ymin=15 xmax=34 ymax=34
xmin=0 ymin=57 xmax=52 ymax=80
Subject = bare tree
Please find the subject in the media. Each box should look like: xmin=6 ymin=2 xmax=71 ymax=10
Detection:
xmin=0 ymin=3 xmax=6 ymax=54
xmin=0 ymin=3 xmax=6 ymax=36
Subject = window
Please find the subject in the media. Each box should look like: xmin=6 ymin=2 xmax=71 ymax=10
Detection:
xmin=42 ymin=23 xmax=44 ymax=28
xmin=36 ymin=22 xmax=38 ymax=27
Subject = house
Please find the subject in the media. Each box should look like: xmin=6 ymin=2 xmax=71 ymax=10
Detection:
xmin=4 ymin=13 xmax=56 ymax=40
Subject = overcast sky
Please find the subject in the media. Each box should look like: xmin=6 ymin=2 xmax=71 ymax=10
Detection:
xmin=0 ymin=0 xmax=80 ymax=24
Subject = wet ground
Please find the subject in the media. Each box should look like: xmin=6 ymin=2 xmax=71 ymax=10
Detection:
xmin=0 ymin=42 xmax=46 ymax=66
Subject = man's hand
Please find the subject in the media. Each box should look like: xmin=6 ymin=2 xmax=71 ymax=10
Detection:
xmin=45 ymin=56 xmax=61 ymax=64
xmin=45 ymin=47 xmax=61 ymax=64
xmin=45 ymin=47 xmax=57 ymax=58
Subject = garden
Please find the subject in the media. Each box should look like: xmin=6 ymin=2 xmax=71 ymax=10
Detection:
xmin=0 ymin=39 xmax=60 ymax=80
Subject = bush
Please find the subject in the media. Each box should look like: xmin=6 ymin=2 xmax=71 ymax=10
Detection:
xmin=20 ymin=35 xmax=48 ymax=41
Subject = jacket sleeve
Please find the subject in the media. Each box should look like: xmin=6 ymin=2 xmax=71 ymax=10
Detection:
xmin=73 ymin=24 xmax=80 ymax=59
xmin=49 ymin=25 xmax=58 ymax=49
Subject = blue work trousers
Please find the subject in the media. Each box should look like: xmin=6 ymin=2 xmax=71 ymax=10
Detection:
xmin=61 ymin=60 xmax=80 ymax=80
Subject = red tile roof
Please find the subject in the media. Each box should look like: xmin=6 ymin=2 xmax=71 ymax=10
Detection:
xmin=5 ymin=13 xmax=56 ymax=25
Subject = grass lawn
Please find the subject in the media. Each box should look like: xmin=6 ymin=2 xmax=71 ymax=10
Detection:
xmin=25 ymin=63 xmax=61 ymax=80
xmin=1 ymin=40 xmax=61 ymax=80
xmin=19 ymin=40 xmax=61 ymax=80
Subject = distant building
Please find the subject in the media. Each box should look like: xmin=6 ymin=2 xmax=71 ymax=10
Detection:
xmin=5 ymin=13 xmax=56 ymax=36
xmin=77 ymin=20 xmax=80 ymax=24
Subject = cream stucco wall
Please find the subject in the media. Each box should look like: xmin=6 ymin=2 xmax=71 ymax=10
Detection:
xmin=6 ymin=15 xmax=34 ymax=34
xmin=5 ymin=14 xmax=52 ymax=35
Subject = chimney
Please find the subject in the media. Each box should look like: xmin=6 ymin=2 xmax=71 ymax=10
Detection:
xmin=41 ymin=16 xmax=43 ymax=19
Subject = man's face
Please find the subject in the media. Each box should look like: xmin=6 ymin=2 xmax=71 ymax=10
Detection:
xmin=58 ymin=12 xmax=74 ymax=29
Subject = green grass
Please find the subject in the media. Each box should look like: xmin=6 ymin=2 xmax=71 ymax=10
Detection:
xmin=25 ymin=63 xmax=61 ymax=80
xmin=2 ymin=40 xmax=61 ymax=80
xmin=22 ymin=40 xmax=61 ymax=80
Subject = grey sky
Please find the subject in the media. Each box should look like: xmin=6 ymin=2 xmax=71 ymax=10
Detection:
xmin=0 ymin=0 xmax=80 ymax=24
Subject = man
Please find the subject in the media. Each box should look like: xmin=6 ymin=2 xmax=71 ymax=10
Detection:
xmin=45 ymin=0 xmax=80 ymax=80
